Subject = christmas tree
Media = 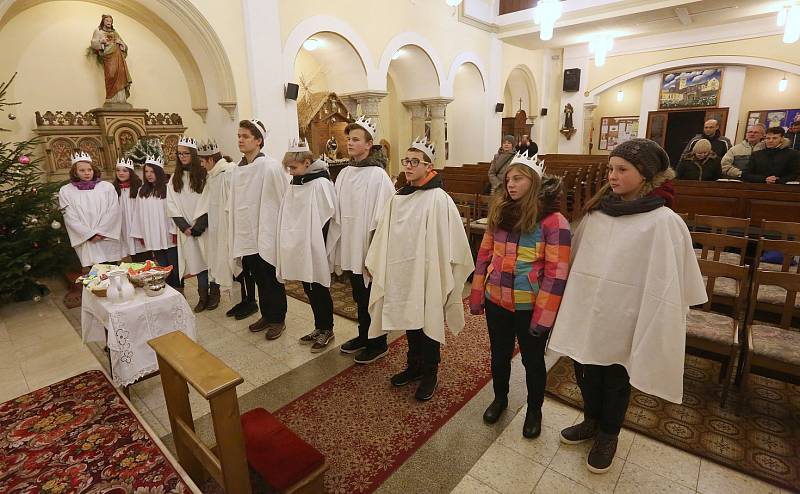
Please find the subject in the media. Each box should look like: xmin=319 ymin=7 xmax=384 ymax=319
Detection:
xmin=0 ymin=73 xmax=75 ymax=302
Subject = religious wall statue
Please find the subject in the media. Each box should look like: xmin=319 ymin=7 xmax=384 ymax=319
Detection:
xmin=325 ymin=135 xmax=338 ymax=160
xmin=90 ymin=15 xmax=132 ymax=106
xmin=560 ymin=103 xmax=577 ymax=140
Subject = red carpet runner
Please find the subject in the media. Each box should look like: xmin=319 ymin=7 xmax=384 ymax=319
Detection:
xmin=274 ymin=305 xmax=493 ymax=494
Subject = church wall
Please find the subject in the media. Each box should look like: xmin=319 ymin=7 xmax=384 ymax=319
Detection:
xmin=590 ymin=76 xmax=645 ymax=156
xmin=738 ymin=66 xmax=800 ymax=142
xmin=0 ymin=2 xmax=204 ymax=156
xmin=448 ymin=62 xmax=486 ymax=166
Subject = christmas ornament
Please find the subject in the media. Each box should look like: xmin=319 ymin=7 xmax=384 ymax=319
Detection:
xmin=33 ymin=295 xmax=42 ymax=302
xmin=23 ymin=264 xmax=31 ymax=271
xmin=51 ymin=220 xmax=61 ymax=230
xmin=18 ymin=155 xmax=30 ymax=165
xmin=33 ymin=242 xmax=39 ymax=249
xmin=8 ymin=113 xmax=15 ymax=120
xmin=29 ymin=217 xmax=38 ymax=224
xmin=31 ymin=188 xmax=37 ymax=194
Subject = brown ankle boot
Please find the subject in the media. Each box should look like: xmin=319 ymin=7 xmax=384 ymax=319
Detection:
xmin=207 ymin=283 xmax=220 ymax=310
xmin=194 ymin=286 xmax=209 ymax=313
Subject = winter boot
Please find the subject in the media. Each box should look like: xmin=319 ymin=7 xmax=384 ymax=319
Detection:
xmin=206 ymin=283 xmax=220 ymax=310
xmin=194 ymin=285 xmax=209 ymax=313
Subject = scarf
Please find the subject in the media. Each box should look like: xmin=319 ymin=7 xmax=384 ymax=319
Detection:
xmin=599 ymin=180 xmax=675 ymax=217
xmin=349 ymin=147 xmax=387 ymax=168
xmin=118 ymin=182 xmax=130 ymax=189
xmin=72 ymin=179 xmax=100 ymax=191
xmin=396 ymin=171 xmax=443 ymax=195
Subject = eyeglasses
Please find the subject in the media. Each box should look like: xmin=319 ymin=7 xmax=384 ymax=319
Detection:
xmin=176 ymin=152 xmax=192 ymax=157
xmin=401 ymin=158 xmax=428 ymax=168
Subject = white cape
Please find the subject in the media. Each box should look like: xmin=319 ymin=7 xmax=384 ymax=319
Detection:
xmin=130 ymin=195 xmax=176 ymax=251
xmin=547 ymin=207 xmax=707 ymax=403
xmin=58 ymin=181 xmax=122 ymax=267
xmin=276 ymin=177 xmax=339 ymax=287
xmin=166 ymin=172 xmax=207 ymax=278
xmin=331 ymin=166 xmax=395 ymax=283
xmin=365 ymin=188 xmax=474 ymax=344
xmin=204 ymin=159 xmax=239 ymax=288
xmin=118 ymin=191 xmax=144 ymax=257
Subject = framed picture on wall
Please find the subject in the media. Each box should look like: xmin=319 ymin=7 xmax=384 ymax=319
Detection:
xmin=598 ymin=116 xmax=639 ymax=151
xmin=749 ymin=109 xmax=800 ymax=130
xmin=658 ymin=67 xmax=723 ymax=109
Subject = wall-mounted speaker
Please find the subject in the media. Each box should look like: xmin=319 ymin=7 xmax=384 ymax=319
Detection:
xmin=563 ymin=68 xmax=581 ymax=92
xmin=285 ymin=83 xmax=299 ymax=100
xmin=494 ymin=103 xmax=504 ymax=113
xmin=540 ymin=108 xmax=548 ymax=116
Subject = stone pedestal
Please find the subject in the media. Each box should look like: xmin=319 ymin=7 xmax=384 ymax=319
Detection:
xmin=424 ymin=98 xmax=453 ymax=169
xmin=403 ymin=101 xmax=427 ymax=140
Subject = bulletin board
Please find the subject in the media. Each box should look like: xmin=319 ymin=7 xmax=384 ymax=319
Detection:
xmin=748 ymin=108 xmax=800 ymax=130
xmin=598 ymin=116 xmax=639 ymax=151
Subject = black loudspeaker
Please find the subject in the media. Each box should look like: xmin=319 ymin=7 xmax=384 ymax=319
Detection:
xmin=563 ymin=68 xmax=581 ymax=92
xmin=494 ymin=103 xmax=504 ymax=113
xmin=540 ymin=108 xmax=548 ymax=116
xmin=285 ymin=83 xmax=299 ymax=100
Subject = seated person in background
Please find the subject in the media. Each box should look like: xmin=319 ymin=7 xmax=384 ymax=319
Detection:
xmin=682 ymin=119 xmax=732 ymax=159
xmin=675 ymin=139 xmax=721 ymax=181
xmin=721 ymin=124 xmax=765 ymax=178
xmin=787 ymin=119 xmax=800 ymax=151
xmin=742 ymin=126 xmax=800 ymax=184
xmin=516 ymin=134 xmax=539 ymax=157
xmin=488 ymin=135 xmax=517 ymax=193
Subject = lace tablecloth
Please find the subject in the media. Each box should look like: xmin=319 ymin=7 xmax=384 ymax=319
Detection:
xmin=81 ymin=286 xmax=196 ymax=387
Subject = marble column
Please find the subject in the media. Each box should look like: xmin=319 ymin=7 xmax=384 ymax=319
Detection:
xmin=343 ymin=91 xmax=387 ymax=138
xmin=403 ymin=100 xmax=427 ymax=140
xmin=423 ymin=98 xmax=453 ymax=169
xmin=582 ymin=103 xmax=597 ymax=154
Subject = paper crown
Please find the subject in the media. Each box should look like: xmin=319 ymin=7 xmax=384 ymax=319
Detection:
xmin=510 ymin=151 xmax=545 ymax=177
xmin=197 ymin=139 xmax=219 ymax=157
xmin=115 ymin=157 xmax=134 ymax=170
xmin=144 ymin=154 xmax=165 ymax=168
xmin=288 ymin=138 xmax=310 ymax=153
xmin=410 ymin=136 xmax=436 ymax=161
xmin=71 ymin=151 xmax=92 ymax=165
xmin=177 ymin=136 xmax=197 ymax=149
xmin=249 ymin=119 xmax=268 ymax=139
xmin=352 ymin=115 xmax=377 ymax=140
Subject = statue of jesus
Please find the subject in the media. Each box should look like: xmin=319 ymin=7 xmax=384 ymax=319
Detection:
xmin=91 ymin=14 xmax=132 ymax=106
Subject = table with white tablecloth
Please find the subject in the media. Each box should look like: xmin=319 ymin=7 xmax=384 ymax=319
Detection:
xmin=81 ymin=285 xmax=196 ymax=387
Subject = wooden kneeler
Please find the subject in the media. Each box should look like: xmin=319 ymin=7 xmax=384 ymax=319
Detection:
xmin=149 ymin=331 xmax=252 ymax=494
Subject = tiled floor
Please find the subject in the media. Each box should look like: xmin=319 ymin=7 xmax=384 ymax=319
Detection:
xmin=0 ymin=281 xmax=792 ymax=494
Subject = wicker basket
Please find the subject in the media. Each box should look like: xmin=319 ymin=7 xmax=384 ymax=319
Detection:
xmin=91 ymin=288 xmax=107 ymax=297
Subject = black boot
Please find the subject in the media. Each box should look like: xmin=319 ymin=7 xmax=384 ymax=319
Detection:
xmin=207 ymin=283 xmax=220 ymax=310
xmin=390 ymin=358 xmax=423 ymax=387
xmin=482 ymin=398 xmax=508 ymax=424
xmin=415 ymin=364 xmax=438 ymax=401
xmin=522 ymin=407 xmax=542 ymax=439
xmin=194 ymin=285 xmax=209 ymax=313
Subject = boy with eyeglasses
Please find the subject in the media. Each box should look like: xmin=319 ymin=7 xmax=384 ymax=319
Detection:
xmin=365 ymin=137 xmax=474 ymax=400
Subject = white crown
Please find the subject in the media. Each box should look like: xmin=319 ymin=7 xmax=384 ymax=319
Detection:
xmin=353 ymin=116 xmax=378 ymax=140
xmin=410 ymin=136 xmax=436 ymax=161
xmin=177 ymin=136 xmax=197 ymax=149
xmin=250 ymin=119 xmax=268 ymax=139
xmin=197 ymin=139 xmax=220 ymax=157
xmin=115 ymin=157 xmax=134 ymax=170
xmin=71 ymin=151 xmax=92 ymax=165
xmin=510 ymin=151 xmax=545 ymax=177
xmin=288 ymin=138 xmax=310 ymax=153
xmin=144 ymin=154 xmax=165 ymax=168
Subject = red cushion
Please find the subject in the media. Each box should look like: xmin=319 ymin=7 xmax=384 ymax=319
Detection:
xmin=240 ymin=408 xmax=325 ymax=491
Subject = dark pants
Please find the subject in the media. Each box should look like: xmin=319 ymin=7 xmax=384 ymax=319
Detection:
xmin=348 ymin=272 xmax=387 ymax=350
xmin=485 ymin=299 xmax=548 ymax=410
xmin=235 ymin=268 xmax=256 ymax=303
xmin=302 ymin=282 xmax=334 ymax=332
xmin=573 ymin=361 xmax=631 ymax=435
xmin=195 ymin=270 xmax=209 ymax=291
xmin=155 ymin=247 xmax=181 ymax=289
xmin=244 ymin=254 xmax=286 ymax=323
xmin=406 ymin=329 xmax=440 ymax=373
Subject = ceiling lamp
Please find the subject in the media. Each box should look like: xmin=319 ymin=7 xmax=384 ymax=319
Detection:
xmin=779 ymin=5 xmax=800 ymax=43
xmin=445 ymin=0 xmax=463 ymax=6
xmin=589 ymin=35 xmax=614 ymax=67
xmin=303 ymin=38 xmax=320 ymax=51
xmin=779 ymin=75 xmax=788 ymax=92
xmin=533 ymin=0 xmax=562 ymax=41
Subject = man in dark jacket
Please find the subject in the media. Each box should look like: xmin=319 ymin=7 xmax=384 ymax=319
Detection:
xmin=683 ymin=119 xmax=732 ymax=159
xmin=742 ymin=126 xmax=800 ymax=184
xmin=786 ymin=119 xmax=800 ymax=151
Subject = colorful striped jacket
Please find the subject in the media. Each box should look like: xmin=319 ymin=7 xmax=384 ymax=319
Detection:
xmin=469 ymin=212 xmax=572 ymax=336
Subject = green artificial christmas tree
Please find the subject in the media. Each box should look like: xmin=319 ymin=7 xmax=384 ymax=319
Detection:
xmin=0 ymin=73 xmax=75 ymax=302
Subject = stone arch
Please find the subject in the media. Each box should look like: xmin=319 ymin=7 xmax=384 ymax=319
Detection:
xmin=443 ymin=52 xmax=487 ymax=97
xmin=377 ymin=32 xmax=445 ymax=94
xmin=504 ymin=64 xmax=538 ymax=117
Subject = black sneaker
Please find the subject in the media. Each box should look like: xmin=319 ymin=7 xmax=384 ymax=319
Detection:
xmin=339 ymin=337 xmax=367 ymax=354
xmin=415 ymin=375 xmax=438 ymax=401
xmin=226 ymin=302 xmax=244 ymax=317
xmin=353 ymin=346 xmax=388 ymax=364
xmin=560 ymin=418 xmax=599 ymax=444
xmin=234 ymin=302 xmax=258 ymax=320
xmin=587 ymin=432 xmax=618 ymax=474
xmin=390 ymin=368 xmax=423 ymax=387
xmin=310 ymin=330 xmax=334 ymax=353
xmin=299 ymin=329 xmax=322 ymax=345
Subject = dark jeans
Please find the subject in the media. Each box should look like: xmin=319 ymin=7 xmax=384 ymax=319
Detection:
xmin=302 ymin=282 xmax=334 ymax=332
xmin=485 ymin=299 xmax=548 ymax=410
xmin=573 ymin=361 xmax=631 ymax=436
xmin=235 ymin=268 xmax=256 ymax=303
xmin=244 ymin=254 xmax=286 ymax=323
xmin=406 ymin=329 xmax=440 ymax=370
xmin=155 ymin=247 xmax=181 ymax=289
xmin=195 ymin=270 xmax=209 ymax=291
xmin=348 ymin=272 xmax=387 ymax=350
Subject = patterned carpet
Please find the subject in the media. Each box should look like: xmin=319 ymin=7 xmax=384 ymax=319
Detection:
xmin=545 ymin=356 xmax=800 ymax=492
xmin=0 ymin=370 xmax=192 ymax=493
xmin=284 ymin=276 xmax=358 ymax=321
xmin=270 ymin=305 xmax=493 ymax=494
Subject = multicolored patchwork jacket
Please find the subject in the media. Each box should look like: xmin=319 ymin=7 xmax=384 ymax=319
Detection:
xmin=469 ymin=212 xmax=571 ymax=336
